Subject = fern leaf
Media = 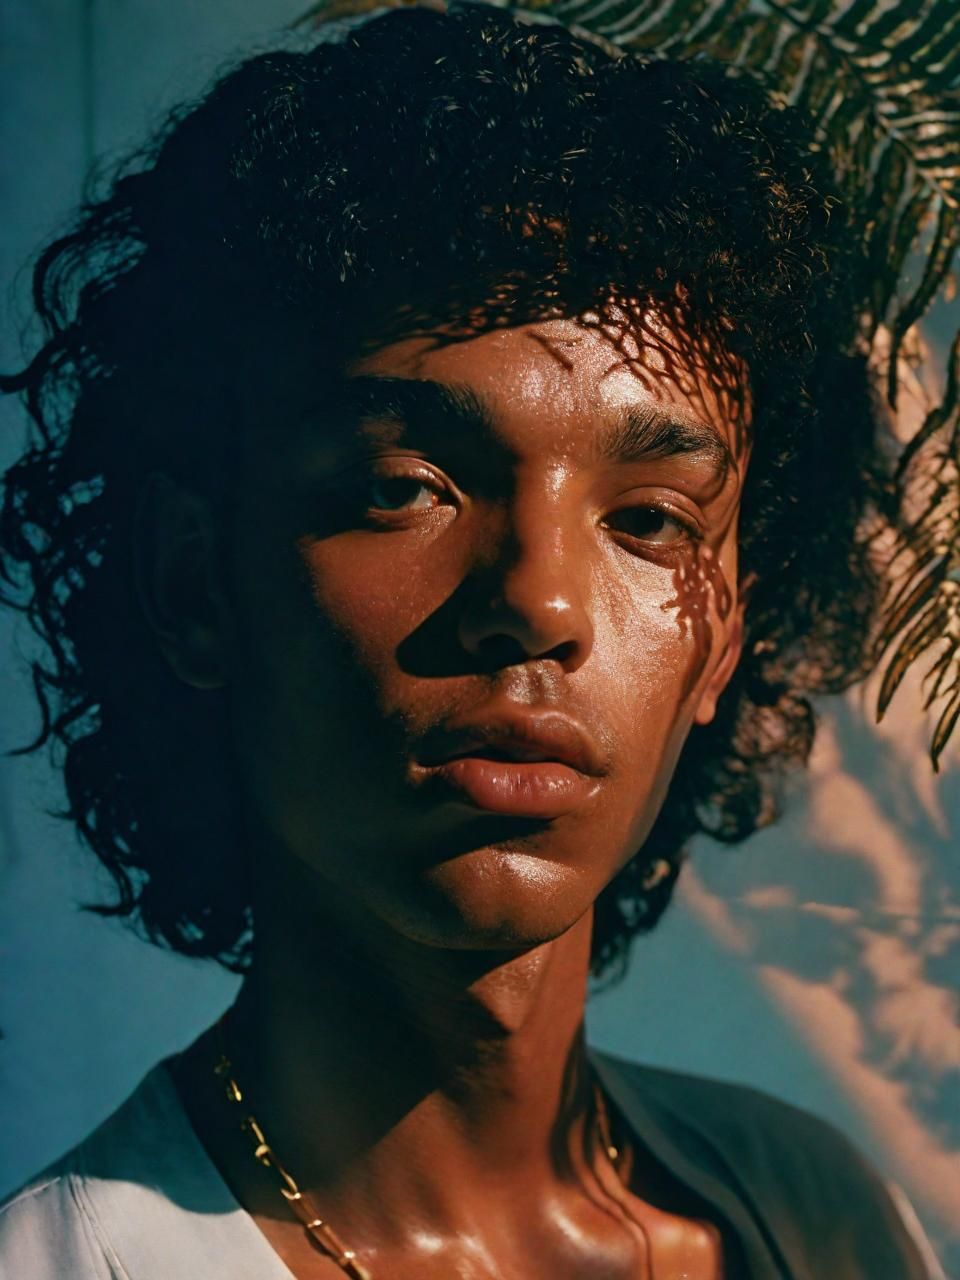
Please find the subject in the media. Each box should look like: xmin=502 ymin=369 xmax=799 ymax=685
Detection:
xmin=922 ymin=643 xmax=959 ymax=709
xmin=931 ymin=686 xmax=960 ymax=771
xmin=880 ymin=561 xmax=946 ymax=649
xmin=877 ymin=598 xmax=949 ymax=719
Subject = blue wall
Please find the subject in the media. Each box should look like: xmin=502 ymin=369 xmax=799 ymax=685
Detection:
xmin=2 ymin=2 xmax=957 ymax=1270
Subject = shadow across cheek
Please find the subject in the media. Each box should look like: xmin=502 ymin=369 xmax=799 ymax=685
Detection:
xmin=664 ymin=543 xmax=735 ymax=700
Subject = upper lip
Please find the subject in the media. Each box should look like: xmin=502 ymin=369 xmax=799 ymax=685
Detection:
xmin=417 ymin=708 xmax=606 ymax=777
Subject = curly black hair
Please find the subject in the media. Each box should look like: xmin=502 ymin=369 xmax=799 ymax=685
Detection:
xmin=0 ymin=1 xmax=893 ymax=980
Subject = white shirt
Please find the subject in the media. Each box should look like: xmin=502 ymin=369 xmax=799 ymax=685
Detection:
xmin=0 ymin=1063 xmax=297 ymax=1280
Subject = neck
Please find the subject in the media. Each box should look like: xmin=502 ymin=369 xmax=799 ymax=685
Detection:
xmin=227 ymin=872 xmax=597 ymax=1202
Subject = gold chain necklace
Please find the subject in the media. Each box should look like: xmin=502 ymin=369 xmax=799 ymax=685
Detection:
xmin=213 ymin=1020 xmax=635 ymax=1280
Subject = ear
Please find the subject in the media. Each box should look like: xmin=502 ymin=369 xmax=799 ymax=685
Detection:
xmin=692 ymin=571 xmax=755 ymax=728
xmin=134 ymin=472 xmax=231 ymax=690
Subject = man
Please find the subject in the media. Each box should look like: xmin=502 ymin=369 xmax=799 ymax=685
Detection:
xmin=0 ymin=2 xmax=942 ymax=1275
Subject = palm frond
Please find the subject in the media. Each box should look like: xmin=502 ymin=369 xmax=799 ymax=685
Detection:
xmin=550 ymin=0 xmax=960 ymax=770
xmin=298 ymin=0 xmax=960 ymax=768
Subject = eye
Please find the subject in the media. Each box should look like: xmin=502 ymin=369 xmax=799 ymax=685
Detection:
xmin=366 ymin=474 xmax=441 ymax=512
xmin=603 ymin=505 xmax=695 ymax=547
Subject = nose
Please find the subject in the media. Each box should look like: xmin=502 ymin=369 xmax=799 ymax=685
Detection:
xmin=457 ymin=492 xmax=594 ymax=673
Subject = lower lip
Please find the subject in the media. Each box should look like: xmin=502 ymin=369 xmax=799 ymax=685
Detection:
xmin=426 ymin=757 xmax=599 ymax=819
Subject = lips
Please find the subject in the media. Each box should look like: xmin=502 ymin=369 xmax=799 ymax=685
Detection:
xmin=415 ymin=709 xmax=605 ymax=819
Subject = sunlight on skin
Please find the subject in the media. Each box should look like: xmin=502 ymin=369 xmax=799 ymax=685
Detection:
xmin=162 ymin=305 xmax=748 ymax=1278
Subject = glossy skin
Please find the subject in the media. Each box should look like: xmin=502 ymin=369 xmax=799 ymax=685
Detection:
xmin=150 ymin=310 xmax=750 ymax=1278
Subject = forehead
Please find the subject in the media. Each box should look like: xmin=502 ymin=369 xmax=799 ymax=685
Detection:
xmin=345 ymin=314 xmax=750 ymax=462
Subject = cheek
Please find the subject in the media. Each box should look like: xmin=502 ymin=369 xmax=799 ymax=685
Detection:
xmin=599 ymin=547 xmax=721 ymax=713
xmin=597 ymin=589 xmax=690 ymax=783
xmin=665 ymin=540 xmax=737 ymax=698
xmin=226 ymin=527 xmax=460 ymax=828
xmin=594 ymin=545 xmax=734 ymax=828
xmin=294 ymin=531 xmax=448 ymax=674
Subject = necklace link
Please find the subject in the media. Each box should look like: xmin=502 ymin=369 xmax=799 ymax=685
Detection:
xmin=215 ymin=1029 xmax=373 ymax=1279
xmin=213 ymin=1017 xmax=631 ymax=1280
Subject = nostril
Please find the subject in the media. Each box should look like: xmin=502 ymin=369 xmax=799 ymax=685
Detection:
xmin=456 ymin=569 xmax=594 ymax=673
xmin=471 ymin=632 xmax=581 ymax=671
xmin=473 ymin=633 xmax=530 ymax=670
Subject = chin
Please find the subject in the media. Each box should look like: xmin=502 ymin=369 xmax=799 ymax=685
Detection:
xmin=375 ymin=846 xmax=596 ymax=953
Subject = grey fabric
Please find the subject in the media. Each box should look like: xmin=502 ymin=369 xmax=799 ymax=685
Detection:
xmin=591 ymin=1050 xmax=941 ymax=1279
xmin=0 ymin=1053 xmax=941 ymax=1278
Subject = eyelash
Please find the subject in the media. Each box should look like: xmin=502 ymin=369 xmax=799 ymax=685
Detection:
xmin=357 ymin=464 xmax=700 ymax=550
xmin=601 ymin=505 xmax=700 ymax=549
xmin=360 ymin=467 xmax=449 ymax=515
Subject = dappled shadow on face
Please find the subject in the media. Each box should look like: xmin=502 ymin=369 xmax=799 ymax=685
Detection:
xmin=665 ymin=543 xmax=736 ymax=702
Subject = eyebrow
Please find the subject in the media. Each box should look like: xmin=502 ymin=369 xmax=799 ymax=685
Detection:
xmin=335 ymin=375 xmax=733 ymax=477
xmin=596 ymin=404 xmax=733 ymax=478
xmin=336 ymin=376 xmax=497 ymax=440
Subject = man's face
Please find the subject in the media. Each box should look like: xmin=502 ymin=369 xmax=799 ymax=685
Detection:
xmin=223 ymin=312 xmax=749 ymax=952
